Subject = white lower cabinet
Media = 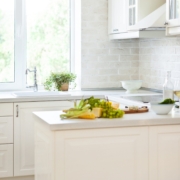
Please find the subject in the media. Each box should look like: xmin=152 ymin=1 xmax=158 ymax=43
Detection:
xmin=14 ymin=101 xmax=73 ymax=177
xmin=0 ymin=117 xmax=13 ymax=144
xmin=0 ymin=144 xmax=13 ymax=178
xmin=35 ymin=125 xmax=149 ymax=180
xmin=56 ymin=127 xmax=149 ymax=180
xmin=149 ymin=125 xmax=180 ymax=180
xmin=35 ymin=121 xmax=180 ymax=180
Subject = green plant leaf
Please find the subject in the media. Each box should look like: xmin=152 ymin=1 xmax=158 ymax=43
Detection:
xmin=43 ymin=72 xmax=76 ymax=91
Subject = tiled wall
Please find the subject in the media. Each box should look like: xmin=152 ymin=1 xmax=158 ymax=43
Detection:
xmin=81 ymin=0 xmax=180 ymax=90
xmin=81 ymin=0 xmax=139 ymax=89
xmin=139 ymin=38 xmax=180 ymax=90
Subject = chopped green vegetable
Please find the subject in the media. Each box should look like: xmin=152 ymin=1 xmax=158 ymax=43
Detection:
xmin=159 ymin=98 xmax=175 ymax=104
xmin=60 ymin=99 xmax=90 ymax=119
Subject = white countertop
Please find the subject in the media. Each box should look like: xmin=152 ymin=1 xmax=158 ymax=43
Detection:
xmin=0 ymin=90 xmax=162 ymax=103
xmin=33 ymin=108 xmax=180 ymax=131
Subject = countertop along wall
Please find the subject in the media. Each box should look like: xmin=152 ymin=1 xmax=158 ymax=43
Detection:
xmin=81 ymin=0 xmax=139 ymax=89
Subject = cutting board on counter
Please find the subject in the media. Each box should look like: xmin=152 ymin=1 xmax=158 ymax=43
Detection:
xmin=123 ymin=107 xmax=149 ymax=114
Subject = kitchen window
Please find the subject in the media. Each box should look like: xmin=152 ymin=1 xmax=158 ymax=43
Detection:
xmin=0 ymin=0 xmax=79 ymax=90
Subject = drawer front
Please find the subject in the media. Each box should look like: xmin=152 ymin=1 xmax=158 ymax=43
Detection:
xmin=0 ymin=144 xmax=13 ymax=178
xmin=0 ymin=103 xmax=13 ymax=116
xmin=0 ymin=117 xmax=13 ymax=144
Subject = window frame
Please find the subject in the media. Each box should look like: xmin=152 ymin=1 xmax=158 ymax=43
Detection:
xmin=0 ymin=0 xmax=26 ymax=91
xmin=1 ymin=0 xmax=79 ymax=91
xmin=70 ymin=0 xmax=81 ymax=90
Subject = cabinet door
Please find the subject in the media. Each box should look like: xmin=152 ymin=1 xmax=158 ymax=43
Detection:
xmin=55 ymin=127 xmax=148 ymax=180
xmin=0 ymin=144 xmax=13 ymax=178
xmin=149 ymin=125 xmax=180 ymax=180
xmin=14 ymin=101 xmax=73 ymax=177
xmin=0 ymin=117 xmax=13 ymax=144
xmin=166 ymin=0 xmax=180 ymax=35
xmin=108 ymin=0 xmax=127 ymax=34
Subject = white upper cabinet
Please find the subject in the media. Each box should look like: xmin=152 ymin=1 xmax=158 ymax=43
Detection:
xmin=128 ymin=0 xmax=166 ymax=30
xmin=108 ymin=0 xmax=127 ymax=34
xmin=128 ymin=0 xmax=165 ymax=26
xmin=108 ymin=0 xmax=166 ymax=39
xmin=166 ymin=0 xmax=180 ymax=35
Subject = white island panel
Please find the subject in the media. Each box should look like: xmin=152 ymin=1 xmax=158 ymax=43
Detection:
xmin=55 ymin=127 xmax=148 ymax=180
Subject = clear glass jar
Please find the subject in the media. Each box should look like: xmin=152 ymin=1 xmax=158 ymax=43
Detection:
xmin=163 ymin=71 xmax=174 ymax=100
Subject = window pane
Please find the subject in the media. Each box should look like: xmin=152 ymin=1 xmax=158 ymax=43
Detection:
xmin=26 ymin=0 xmax=70 ymax=85
xmin=129 ymin=0 xmax=133 ymax=6
xmin=176 ymin=0 xmax=180 ymax=18
xmin=0 ymin=1 xmax=14 ymax=83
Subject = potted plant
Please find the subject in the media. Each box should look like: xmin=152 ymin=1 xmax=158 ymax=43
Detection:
xmin=43 ymin=72 xmax=76 ymax=91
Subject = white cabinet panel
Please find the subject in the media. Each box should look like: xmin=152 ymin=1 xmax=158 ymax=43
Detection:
xmin=0 ymin=144 xmax=13 ymax=178
xmin=0 ymin=117 xmax=13 ymax=144
xmin=55 ymin=127 xmax=148 ymax=180
xmin=35 ymin=119 xmax=54 ymax=180
xmin=149 ymin=125 xmax=180 ymax=180
xmin=108 ymin=0 xmax=127 ymax=34
xmin=0 ymin=103 xmax=13 ymax=117
xmin=14 ymin=101 xmax=73 ymax=177
xmin=166 ymin=0 xmax=180 ymax=35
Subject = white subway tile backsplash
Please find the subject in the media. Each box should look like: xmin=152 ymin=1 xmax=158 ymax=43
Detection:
xmin=109 ymin=48 xmax=131 ymax=55
xmin=98 ymin=55 xmax=119 ymax=61
xmin=109 ymin=75 xmax=131 ymax=81
xmin=120 ymin=55 xmax=139 ymax=61
xmin=81 ymin=0 xmax=180 ymax=90
xmin=131 ymin=48 xmax=139 ymax=54
xmin=139 ymin=38 xmax=180 ymax=89
xmin=98 ymin=68 xmax=119 ymax=75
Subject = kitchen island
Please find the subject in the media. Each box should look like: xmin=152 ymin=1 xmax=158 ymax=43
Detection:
xmin=34 ymin=110 xmax=180 ymax=180
xmin=0 ymin=89 xmax=163 ymax=180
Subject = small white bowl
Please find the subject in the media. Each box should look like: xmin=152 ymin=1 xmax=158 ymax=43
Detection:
xmin=121 ymin=80 xmax=142 ymax=93
xmin=150 ymin=102 xmax=174 ymax=115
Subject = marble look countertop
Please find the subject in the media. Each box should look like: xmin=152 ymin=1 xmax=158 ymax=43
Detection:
xmin=33 ymin=108 xmax=180 ymax=131
xmin=0 ymin=90 xmax=162 ymax=103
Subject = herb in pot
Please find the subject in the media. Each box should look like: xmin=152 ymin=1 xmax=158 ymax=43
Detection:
xmin=44 ymin=72 xmax=76 ymax=91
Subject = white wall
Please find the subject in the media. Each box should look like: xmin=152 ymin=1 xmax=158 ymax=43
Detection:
xmin=81 ymin=0 xmax=139 ymax=89
xmin=139 ymin=38 xmax=180 ymax=90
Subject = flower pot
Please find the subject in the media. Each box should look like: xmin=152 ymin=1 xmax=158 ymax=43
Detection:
xmin=60 ymin=83 xmax=69 ymax=91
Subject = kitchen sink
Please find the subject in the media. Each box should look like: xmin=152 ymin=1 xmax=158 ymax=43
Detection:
xmin=12 ymin=91 xmax=71 ymax=97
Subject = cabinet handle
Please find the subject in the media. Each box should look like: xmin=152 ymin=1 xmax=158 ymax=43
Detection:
xmin=164 ymin=22 xmax=168 ymax=25
xmin=16 ymin=105 xmax=19 ymax=117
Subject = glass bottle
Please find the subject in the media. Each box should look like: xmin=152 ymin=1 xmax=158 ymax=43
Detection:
xmin=163 ymin=71 xmax=174 ymax=100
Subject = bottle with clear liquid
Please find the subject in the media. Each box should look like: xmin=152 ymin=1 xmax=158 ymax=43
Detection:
xmin=163 ymin=71 xmax=174 ymax=100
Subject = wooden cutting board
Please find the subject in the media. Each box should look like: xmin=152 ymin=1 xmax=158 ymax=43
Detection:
xmin=123 ymin=107 xmax=149 ymax=114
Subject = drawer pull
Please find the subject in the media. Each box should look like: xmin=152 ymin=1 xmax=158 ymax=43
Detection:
xmin=16 ymin=105 xmax=19 ymax=117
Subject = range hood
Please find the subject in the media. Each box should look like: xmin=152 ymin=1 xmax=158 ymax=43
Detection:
xmin=128 ymin=4 xmax=166 ymax=31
